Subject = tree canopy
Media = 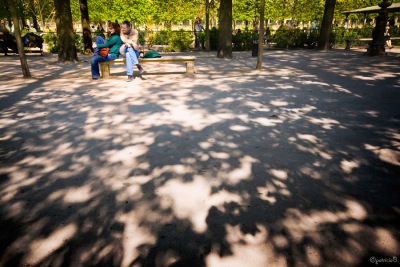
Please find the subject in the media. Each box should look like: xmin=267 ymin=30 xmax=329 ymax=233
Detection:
xmin=1 ymin=0 xmax=388 ymax=30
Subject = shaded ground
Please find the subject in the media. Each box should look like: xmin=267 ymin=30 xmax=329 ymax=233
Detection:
xmin=0 ymin=49 xmax=399 ymax=267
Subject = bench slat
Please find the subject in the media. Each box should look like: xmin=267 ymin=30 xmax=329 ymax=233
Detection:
xmin=99 ymin=56 xmax=196 ymax=77
xmin=345 ymin=37 xmax=400 ymax=50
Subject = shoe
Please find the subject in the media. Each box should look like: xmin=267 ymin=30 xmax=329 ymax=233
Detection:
xmin=90 ymin=77 xmax=99 ymax=82
xmin=127 ymin=75 xmax=134 ymax=82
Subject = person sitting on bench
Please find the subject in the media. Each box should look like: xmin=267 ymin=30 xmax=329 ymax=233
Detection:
xmin=120 ymin=20 xmax=144 ymax=82
xmin=90 ymin=22 xmax=123 ymax=81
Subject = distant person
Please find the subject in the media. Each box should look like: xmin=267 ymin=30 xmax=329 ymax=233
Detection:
xmin=311 ymin=19 xmax=318 ymax=32
xmin=106 ymin=20 xmax=112 ymax=37
xmin=253 ymin=23 xmax=259 ymax=32
xmin=120 ymin=20 xmax=144 ymax=82
xmin=10 ymin=20 xmax=14 ymax=35
xmin=194 ymin=17 xmax=204 ymax=49
xmin=96 ymin=22 xmax=105 ymax=38
xmin=264 ymin=26 xmax=270 ymax=44
xmin=0 ymin=19 xmax=6 ymax=34
xmin=384 ymin=21 xmax=393 ymax=49
xmin=1 ymin=28 xmax=17 ymax=55
xmin=90 ymin=22 xmax=123 ymax=81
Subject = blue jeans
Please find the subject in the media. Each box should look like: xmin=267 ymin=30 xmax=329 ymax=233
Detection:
xmin=125 ymin=47 xmax=140 ymax=75
xmin=93 ymin=36 xmax=105 ymax=55
xmin=91 ymin=54 xmax=116 ymax=79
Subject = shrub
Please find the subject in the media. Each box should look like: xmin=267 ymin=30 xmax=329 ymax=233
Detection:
xmin=209 ymin=27 xmax=218 ymax=50
xmin=274 ymin=27 xmax=292 ymax=48
xmin=147 ymin=32 xmax=157 ymax=49
xmin=231 ymin=28 xmax=258 ymax=51
xmin=74 ymin=33 xmax=84 ymax=54
xmin=166 ymin=29 xmax=193 ymax=51
xmin=138 ymin=30 xmax=146 ymax=46
xmin=305 ymin=30 xmax=319 ymax=49
xmin=42 ymin=32 xmax=58 ymax=53
xmin=198 ymin=31 xmax=206 ymax=49
xmin=156 ymin=30 xmax=169 ymax=45
xmin=42 ymin=32 xmax=84 ymax=53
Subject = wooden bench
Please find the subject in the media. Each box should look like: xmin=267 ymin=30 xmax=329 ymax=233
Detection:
xmin=345 ymin=37 xmax=400 ymax=50
xmin=0 ymin=47 xmax=43 ymax=56
xmin=99 ymin=56 xmax=196 ymax=78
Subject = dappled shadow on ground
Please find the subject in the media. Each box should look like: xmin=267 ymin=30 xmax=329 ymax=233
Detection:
xmin=0 ymin=51 xmax=399 ymax=267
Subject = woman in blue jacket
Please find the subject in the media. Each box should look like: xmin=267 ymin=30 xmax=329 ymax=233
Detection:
xmin=90 ymin=22 xmax=123 ymax=80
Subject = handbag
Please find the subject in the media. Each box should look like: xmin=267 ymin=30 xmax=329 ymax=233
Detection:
xmin=98 ymin=47 xmax=110 ymax=57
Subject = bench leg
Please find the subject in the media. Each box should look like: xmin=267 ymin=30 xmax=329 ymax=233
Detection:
xmin=186 ymin=62 xmax=195 ymax=74
xmin=100 ymin=63 xmax=110 ymax=78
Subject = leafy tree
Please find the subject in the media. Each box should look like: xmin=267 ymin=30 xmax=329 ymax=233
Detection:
xmin=27 ymin=0 xmax=39 ymax=30
xmin=151 ymin=0 xmax=203 ymax=28
xmin=33 ymin=0 xmax=55 ymax=30
xmin=233 ymin=0 xmax=259 ymax=23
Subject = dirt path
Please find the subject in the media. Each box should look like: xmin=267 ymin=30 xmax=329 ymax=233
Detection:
xmin=1 ymin=50 xmax=399 ymax=267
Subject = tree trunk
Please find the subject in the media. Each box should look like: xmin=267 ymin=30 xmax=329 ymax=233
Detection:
xmin=317 ymin=0 xmax=336 ymax=51
xmin=205 ymin=0 xmax=210 ymax=52
xmin=54 ymin=0 xmax=78 ymax=62
xmin=18 ymin=1 xmax=28 ymax=29
xmin=28 ymin=0 xmax=39 ymax=31
xmin=7 ymin=0 xmax=31 ymax=77
xmin=217 ymin=0 xmax=232 ymax=59
xmin=256 ymin=0 xmax=265 ymax=70
xmin=79 ymin=0 xmax=92 ymax=53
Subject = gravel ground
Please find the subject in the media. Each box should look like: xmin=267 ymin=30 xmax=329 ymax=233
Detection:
xmin=0 ymin=49 xmax=399 ymax=267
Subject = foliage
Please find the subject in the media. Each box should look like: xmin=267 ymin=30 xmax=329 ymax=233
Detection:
xmin=270 ymin=23 xmax=385 ymax=50
xmin=155 ymin=30 xmax=169 ymax=45
xmin=274 ymin=27 xmax=292 ymax=48
xmin=305 ymin=30 xmax=319 ymax=49
xmin=165 ymin=29 xmax=193 ymax=52
xmin=146 ymin=29 xmax=193 ymax=51
xmin=42 ymin=32 xmax=83 ymax=53
xmin=274 ymin=27 xmax=318 ymax=49
xmin=147 ymin=32 xmax=157 ymax=48
xmin=151 ymin=0 xmax=203 ymax=26
xmin=4 ymin=0 xmax=392 ymax=34
xmin=74 ymin=33 xmax=84 ymax=53
xmin=146 ymin=29 xmax=169 ymax=48
xmin=138 ymin=30 xmax=146 ymax=45
xmin=198 ymin=31 xmax=206 ymax=48
xmin=42 ymin=32 xmax=58 ymax=52
xmin=209 ymin=26 xmax=218 ymax=50
xmin=233 ymin=0 xmax=259 ymax=22
xmin=232 ymin=27 xmax=257 ymax=50
xmin=4 ymin=0 xmax=397 ymax=54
